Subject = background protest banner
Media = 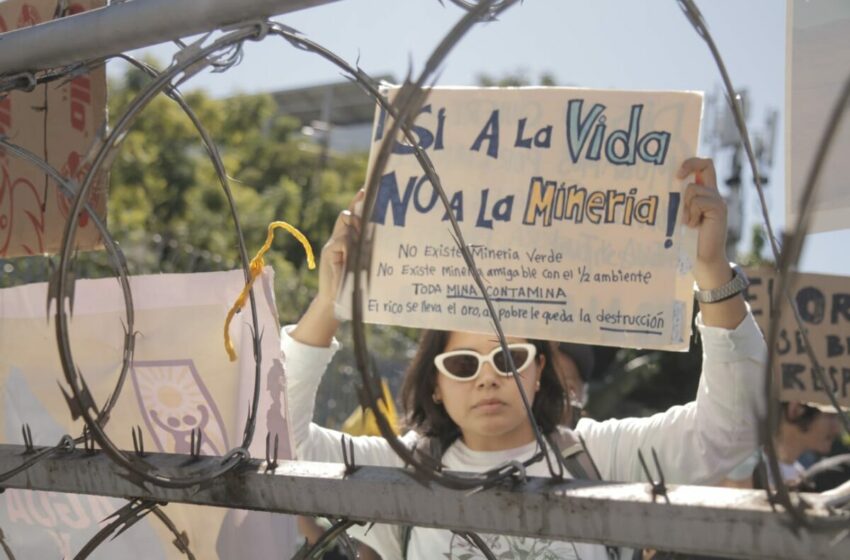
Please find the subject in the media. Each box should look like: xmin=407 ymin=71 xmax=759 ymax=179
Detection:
xmin=0 ymin=269 xmax=297 ymax=558
xmin=744 ymin=267 xmax=850 ymax=408
xmin=340 ymin=87 xmax=702 ymax=350
xmin=0 ymin=0 xmax=107 ymax=258
xmin=786 ymin=0 xmax=850 ymax=235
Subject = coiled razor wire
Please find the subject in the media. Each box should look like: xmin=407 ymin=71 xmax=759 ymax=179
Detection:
xmin=268 ymin=1 xmax=563 ymax=492
xmin=0 ymin=0 xmax=847 ymax=554
xmin=0 ymin=10 xmax=504 ymax=559
xmin=0 ymin=3 xmax=508 ymax=559
xmin=760 ymin=74 xmax=850 ymax=530
xmin=292 ymin=519 xmax=360 ymax=560
xmin=0 ymin=137 xmax=135 ymax=442
xmin=49 ymin=23 xmax=268 ymax=488
xmin=73 ymin=499 xmax=195 ymax=560
xmin=0 ymin=527 xmax=15 ymax=560
xmin=677 ymin=0 xmax=850 ymax=531
xmin=676 ymin=0 xmax=850 ymax=433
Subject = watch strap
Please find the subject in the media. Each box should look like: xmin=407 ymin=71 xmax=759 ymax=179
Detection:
xmin=694 ymin=266 xmax=748 ymax=304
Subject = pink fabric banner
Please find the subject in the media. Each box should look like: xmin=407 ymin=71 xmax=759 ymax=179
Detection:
xmin=0 ymin=268 xmax=297 ymax=559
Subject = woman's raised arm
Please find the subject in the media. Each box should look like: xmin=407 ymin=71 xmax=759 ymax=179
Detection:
xmin=291 ymin=189 xmax=364 ymax=347
xmin=678 ymin=157 xmax=747 ymax=329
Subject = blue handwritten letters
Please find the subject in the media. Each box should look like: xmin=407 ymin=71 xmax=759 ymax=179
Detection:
xmin=566 ymin=100 xmax=670 ymax=165
xmin=341 ymin=87 xmax=703 ymax=351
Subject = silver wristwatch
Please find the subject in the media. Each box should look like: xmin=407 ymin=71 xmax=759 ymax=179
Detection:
xmin=694 ymin=265 xmax=749 ymax=304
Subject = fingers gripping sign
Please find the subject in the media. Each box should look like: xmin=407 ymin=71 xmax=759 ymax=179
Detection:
xmin=677 ymin=157 xmax=728 ymax=267
xmin=293 ymin=189 xmax=365 ymax=347
xmin=318 ymin=189 xmax=365 ymax=307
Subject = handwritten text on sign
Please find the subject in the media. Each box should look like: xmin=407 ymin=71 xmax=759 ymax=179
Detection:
xmin=341 ymin=87 xmax=702 ymax=350
xmin=744 ymin=267 xmax=850 ymax=407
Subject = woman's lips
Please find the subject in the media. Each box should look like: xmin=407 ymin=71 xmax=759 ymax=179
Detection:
xmin=473 ymin=398 xmax=506 ymax=412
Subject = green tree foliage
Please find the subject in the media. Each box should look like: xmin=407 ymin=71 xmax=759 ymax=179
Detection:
xmin=106 ymin=62 xmax=367 ymax=323
xmin=739 ymin=224 xmax=774 ymax=268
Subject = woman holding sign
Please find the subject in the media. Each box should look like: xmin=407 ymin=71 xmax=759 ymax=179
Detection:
xmin=283 ymin=158 xmax=766 ymax=559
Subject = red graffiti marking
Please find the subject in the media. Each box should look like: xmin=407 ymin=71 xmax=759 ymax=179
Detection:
xmin=67 ymin=3 xmax=88 ymax=16
xmin=0 ymin=96 xmax=11 ymax=161
xmin=56 ymin=151 xmax=100 ymax=229
xmin=69 ymin=75 xmax=92 ymax=132
xmin=0 ymin=166 xmax=45 ymax=257
xmin=17 ymin=4 xmax=43 ymax=27
xmin=0 ymin=96 xmax=11 ymax=133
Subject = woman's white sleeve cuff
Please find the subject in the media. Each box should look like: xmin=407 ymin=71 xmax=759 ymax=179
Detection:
xmin=696 ymin=306 xmax=766 ymax=362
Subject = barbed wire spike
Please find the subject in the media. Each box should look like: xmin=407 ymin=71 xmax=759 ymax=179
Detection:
xmin=190 ymin=428 xmax=202 ymax=460
xmin=172 ymin=529 xmax=192 ymax=556
xmin=0 ymin=525 xmax=16 ymax=559
xmin=637 ymin=448 xmax=669 ymax=504
xmin=83 ymin=425 xmax=95 ymax=454
xmin=131 ymin=426 xmax=146 ymax=458
xmin=264 ymin=432 xmax=279 ymax=472
xmin=21 ymin=424 xmax=34 ymax=454
xmin=340 ymin=435 xmax=356 ymax=475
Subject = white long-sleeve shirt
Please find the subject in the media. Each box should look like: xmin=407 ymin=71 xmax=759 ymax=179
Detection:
xmin=282 ymin=311 xmax=766 ymax=560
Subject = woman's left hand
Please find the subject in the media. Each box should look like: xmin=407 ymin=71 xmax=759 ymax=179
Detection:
xmin=678 ymin=158 xmax=727 ymax=261
xmin=677 ymin=157 xmax=746 ymax=328
xmin=677 ymin=157 xmax=731 ymax=289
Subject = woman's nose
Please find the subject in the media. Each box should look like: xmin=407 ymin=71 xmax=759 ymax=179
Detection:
xmin=476 ymin=361 xmax=501 ymax=386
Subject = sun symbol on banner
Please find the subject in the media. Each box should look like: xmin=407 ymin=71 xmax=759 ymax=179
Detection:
xmin=130 ymin=360 xmax=228 ymax=455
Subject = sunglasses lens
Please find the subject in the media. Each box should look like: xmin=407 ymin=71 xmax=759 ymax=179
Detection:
xmin=493 ymin=347 xmax=530 ymax=374
xmin=442 ymin=353 xmax=480 ymax=379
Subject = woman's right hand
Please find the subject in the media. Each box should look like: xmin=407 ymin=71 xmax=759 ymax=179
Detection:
xmin=316 ymin=189 xmax=364 ymax=308
xmin=291 ymin=189 xmax=364 ymax=347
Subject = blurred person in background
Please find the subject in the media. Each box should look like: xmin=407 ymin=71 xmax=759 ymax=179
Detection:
xmin=717 ymin=401 xmax=843 ymax=491
xmin=760 ymin=401 xmax=843 ymax=489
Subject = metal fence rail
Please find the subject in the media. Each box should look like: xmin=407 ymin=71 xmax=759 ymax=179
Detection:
xmin=0 ymin=0 xmax=340 ymax=75
xmin=0 ymin=443 xmax=843 ymax=560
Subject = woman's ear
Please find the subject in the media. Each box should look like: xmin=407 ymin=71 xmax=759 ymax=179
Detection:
xmin=433 ymin=386 xmax=442 ymax=403
xmin=535 ymin=354 xmax=546 ymax=389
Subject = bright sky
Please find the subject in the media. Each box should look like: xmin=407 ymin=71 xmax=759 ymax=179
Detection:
xmin=131 ymin=0 xmax=849 ymax=276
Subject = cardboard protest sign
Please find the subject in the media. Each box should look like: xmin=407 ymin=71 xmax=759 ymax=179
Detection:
xmin=0 ymin=0 xmax=107 ymax=259
xmin=0 ymin=269 xmax=298 ymax=558
xmin=340 ymin=87 xmax=702 ymax=350
xmin=786 ymin=1 xmax=850 ymax=234
xmin=744 ymin=267 xmax=850 ymax=407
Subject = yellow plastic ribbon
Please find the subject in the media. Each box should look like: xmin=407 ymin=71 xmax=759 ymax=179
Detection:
xmin=224 ymin=221 xmax=315 ymax=362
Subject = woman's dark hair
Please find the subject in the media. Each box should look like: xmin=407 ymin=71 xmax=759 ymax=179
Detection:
xmin=782 ymin=401 xmax=821 ymax=432
xmin=400 ymin=330 xmax=565 ymax=450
